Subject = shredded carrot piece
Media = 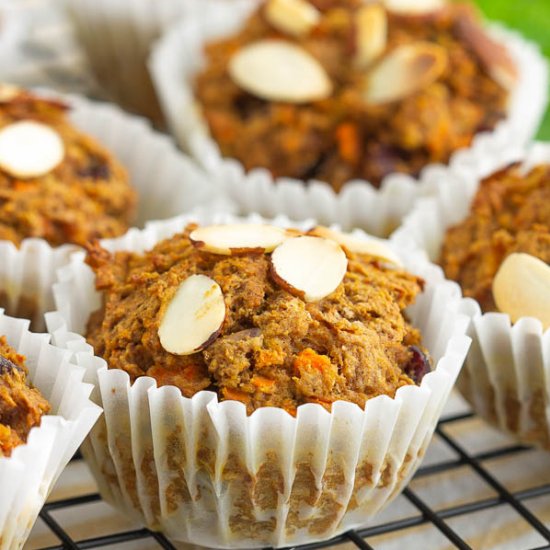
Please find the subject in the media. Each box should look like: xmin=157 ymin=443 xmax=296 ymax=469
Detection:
xmin=222 ymin=387 xmax=251 ymax=404
xmin=251 ymin=376 xmax=276 ymax=393
xmin=294 ymin=348 xmax=332 ymax=374
xmin=336 ymin=123 xmax=361 ymax=165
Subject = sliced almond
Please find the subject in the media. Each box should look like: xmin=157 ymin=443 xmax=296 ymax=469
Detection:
xmin=265 ymin=0 xmax=321 ymax=37
xmin=309 ymin=226 xmax=402 ymax=266
xmin=383 ymin=0 xmax=446 ymax=15
xmin=454 ymin=7 xmax=518 ymax=90
xmin=0 ymin=120 xmax=65 ymax=179
xmin=158 ymin=274 xmax=226 ymax=355
xmin=363 ymin=42 xmax=448 ymax=105
xmin=355 ymin=4 xmax=388 ymax=68
xmin=189 ymin=223 xmax=288 ymax=255
xmin=271 ymin=236 xmax=348 ymax=302
xmin=229 ymin=39 xmax=333 ymax=103
xmin=492 ymin=253 xmax=550 ymax=329
xmin=0 ymin=83 xmax=22 ymax=103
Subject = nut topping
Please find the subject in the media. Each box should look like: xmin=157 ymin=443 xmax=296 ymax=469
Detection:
xmin=158 ymin=274 xmax=226 ymax=355
xmin=0 ymin=120 xmax=65 ymax=179
xmin=363 ymin=41 xmax=448 ymax=105
xmin=189 ymin=223 xmax=288 ymax=255
xmin=492 ymin=253 xmax=550 ymax=329
xmin=265 ymin=0 xmax=321 ymax=37
xmin=355 ymin=4 xmax=388 ymax=68
xmin=455 ymin=6 xmax=518 ymax=90
xmin=309 ymin=226 xmax=402 ymax=266
xmin=270 ymin=236 xmax=348 ymax=302
xmin=383 ymin=0 xmax=446 ymax=15
xmin=229 ymin=39 xmax=333 ymax=103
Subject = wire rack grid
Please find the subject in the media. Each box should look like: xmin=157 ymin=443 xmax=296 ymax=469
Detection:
xmin=31 ymin=406 xmax=550 ymax=550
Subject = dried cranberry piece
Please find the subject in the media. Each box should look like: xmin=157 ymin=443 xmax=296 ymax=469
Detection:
xmin=78 ymin=157 xmax=110 ymax=180
xmin=403 ymin=346 xmax=431 ymax=384
xmin=0 ymin=355 xmax=18 ymax=375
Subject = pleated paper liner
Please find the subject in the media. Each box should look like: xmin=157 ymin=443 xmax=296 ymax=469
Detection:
xmin=150 ymin=0 xmax=548 ymax=235
xmin=48 ymin=212 xmax=473 ymax=548
xmin=0 ymin=310 xmax=101 ymax=550
xmin=0 ymin=90 xmax=232 ymax=331
xmin=392 ymin=142 xmax=550 ymax=449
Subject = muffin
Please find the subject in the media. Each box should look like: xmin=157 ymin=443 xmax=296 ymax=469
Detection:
xmin=0 ymin=86 xmax=225 ymax=330
xmin=85 ymin=222 xmax=430 ymax=414
xmin=0 ymin=310 xmax=101 ymax=549
xmin=151 ymin=0 xmax=547 ymax=233
xmin=0 ymin=85 xmax=136 ymax=247
xmin=0 ymin=335 xmax=50 ymax=457
xmin=392 ymin=142 xmax=550 ymax=448
xmin=48 ymin=213 xmax=472 ymax=548
xmin=440 ymin=161 xmax=550 ymax=316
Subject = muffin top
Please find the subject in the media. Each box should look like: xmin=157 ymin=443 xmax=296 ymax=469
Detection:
xmin=0 ymin=85 xmax=137 ymax=247
xmin=440 ymin=162 xmax=550 ymax=324
xmin=85 ymin=223 xmax=430 ymax=415
xmin=0 ymin=335 xmax=50 ymax=457
xmin=195 ymin=0 xmax=514 ymax=191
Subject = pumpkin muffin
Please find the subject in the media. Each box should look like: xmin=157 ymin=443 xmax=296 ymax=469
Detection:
xmin=85 ymin=223 xmax=431 ymax=414
xmin=0 ymin=335 xmax=50 ymax=457
xmin=440 ymin=162 xmax=550 ymax=316
xmin=0 ymin=85 xmax=137 ymax=247
xmin=195 ymin=0 xmax=515 ymax=190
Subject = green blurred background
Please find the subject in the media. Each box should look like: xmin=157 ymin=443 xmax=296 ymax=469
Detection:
xmin=476 ymin=0 xmax=550 ymax=139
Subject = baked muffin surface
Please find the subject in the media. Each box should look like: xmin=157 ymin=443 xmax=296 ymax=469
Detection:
xmin=86 ymin=223 xmax=430 ymax=414
xmin=0 ymin=88 xmax=137 ymax=247
xmin=195 ymin=0 xmax=511 ymax=190
xmin=441 ymin=163 xmax=550 ymax=312
xmin=0 ymin=336 xmax=50 ymax=457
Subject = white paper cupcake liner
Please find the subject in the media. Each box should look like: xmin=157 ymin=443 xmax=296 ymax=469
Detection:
xmin=392 ymin=142 xmax=550 ymax=448
xmin=64 ymin=0 xmax=197 ymax=123
xmin=0 ymin=310 xmax=101 ymax=550
xmin=149 ymin=0 xmax=548 ymax=235
xmin=0 ymin=89 xmax=233 ymax=331
xmin=47 ymin=211 xmax=473 ymax=548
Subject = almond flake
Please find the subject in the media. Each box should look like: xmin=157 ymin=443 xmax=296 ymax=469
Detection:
xmin=271 ymin=236 xmax=348 ymax=302
xmin=265 ymin=0 xmax=321 ymax=37
xmin=0 ymin=120 xmax=65 ymax=179
xmin=158 ymin=274 xmax=226 ymax=355
xmin=492 ymin=253 xmax=550 ymax=330
xmin=383 ymin=0 xmax=446 ymax=15
xmin=189 ymin=223 xmax=288 ymax=255
xmin=363 ymin=41 xmax=448 ymax=105
xmin=355 ymin=4 xmax=387 ymax=68
xmin=455 ymin=7 xmax=518 ymax=90
xmin=229 ymin=40 xmax=333 ymax=103
xmin=309 ymin=226 xmax=402 ymax=266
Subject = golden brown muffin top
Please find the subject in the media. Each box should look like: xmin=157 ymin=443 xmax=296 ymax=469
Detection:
xmin=85 ymin=223 xmax=431 ymax=415
xmin=0 ymin=86 xmax=137 ymax=247
xmin=441 ymin=162 xmax=550 ymax=313
xmin=195 ymin=0 xmax=513 ymax=190
xmin=0 ymin=335 xmax=50 ymax=457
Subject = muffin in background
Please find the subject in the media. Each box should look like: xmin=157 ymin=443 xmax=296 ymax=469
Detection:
xmin=0 ymin=85 xmax=136 ymax=248
xmin=0 ymin=311 xmax=101 ymax=550
xmin=194 ymin=0 xmax=514 ymax=191
xmin=392 ymin=142 xmax=550 ymax=449
xmin=151 ymin=0 xmax=547 ymax=234
xmin=48 ymin=213 xmax=472 ymax=548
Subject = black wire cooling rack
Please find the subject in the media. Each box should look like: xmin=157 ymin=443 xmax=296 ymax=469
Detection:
xmin=34 ymin=410 xmax=550 ymax=550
